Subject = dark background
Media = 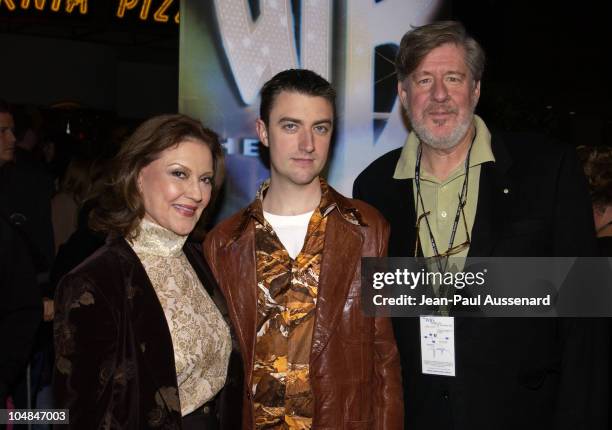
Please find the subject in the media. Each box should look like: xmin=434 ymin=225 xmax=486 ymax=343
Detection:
xmin=453 ymin=0 xmax=611 ymax=145
xmin=373 ymin=0 xmax=612 ymax=146
xmin=1 ymin=0 xmax=610 ymax=147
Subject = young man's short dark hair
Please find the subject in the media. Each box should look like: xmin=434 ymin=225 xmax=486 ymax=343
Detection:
xmin=259 ymin=69 xmax=336 ymax=126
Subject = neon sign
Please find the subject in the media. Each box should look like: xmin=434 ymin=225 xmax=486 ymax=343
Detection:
xmin=0 ymin=0 xmax=87 ymax=14
xmin=116 ymin=0 xmax=179 ymax=23
xmin=0 ymin=0 xmax=179 ymax=24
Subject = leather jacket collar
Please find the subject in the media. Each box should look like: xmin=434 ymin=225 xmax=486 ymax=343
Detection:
xmin=228 ymin=177 xmax=367 ymax=244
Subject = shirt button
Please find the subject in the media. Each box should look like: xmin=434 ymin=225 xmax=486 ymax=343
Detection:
xmin=440 ymin=211 xmax=447 ymax=218
xmin=442 ymin=390 xmax=450 ymax=400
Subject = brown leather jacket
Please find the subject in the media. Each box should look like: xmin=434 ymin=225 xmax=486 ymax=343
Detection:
xmin=203 ymin=185 xmax=403 ymax=429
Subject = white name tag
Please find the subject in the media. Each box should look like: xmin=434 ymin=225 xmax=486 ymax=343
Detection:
xmin=420 ymin=316 xmax=456 ymax=377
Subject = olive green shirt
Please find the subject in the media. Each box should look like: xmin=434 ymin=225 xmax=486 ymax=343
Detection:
xmin=393 ymin=115 xmax=495 ymax=263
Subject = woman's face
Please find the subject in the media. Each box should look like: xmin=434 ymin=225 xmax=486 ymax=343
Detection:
xmin=137 ymin=139 xmax=214 ymax=236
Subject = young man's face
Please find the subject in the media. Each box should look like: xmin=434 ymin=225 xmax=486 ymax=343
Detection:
xmin=0 ymin=112 xmax=16 ymax=165
xmin=257 ymin=91 xmax=333 ymax=188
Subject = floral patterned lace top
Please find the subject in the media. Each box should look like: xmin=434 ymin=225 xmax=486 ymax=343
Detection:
xmin=129 ymin=218 xmax=231 ymax=416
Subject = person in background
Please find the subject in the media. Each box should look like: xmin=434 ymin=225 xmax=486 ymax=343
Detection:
xmin=49 ymin=158 xmax=108 ymax=290
xmin=578 ymin=145 xmax=612 ymax=256
xmin=0 ymin=99 xmax=43 ymax=427
xmin=51 ymin=156 xmax=103 ymax=253
xmin=0 ymin=99 xmax=16 ymax=166
xmin=54 ymin=114 xmax=242 ymax=429
xmin=0 ymin=214 xmax=42 ymax=426
xmin=12 ymin=106 xmax=43 ymax=168
xmin=0 ymin=103 xmax=55 ymax=274
xmin=1 ymin=99 xmax=50 ymax=419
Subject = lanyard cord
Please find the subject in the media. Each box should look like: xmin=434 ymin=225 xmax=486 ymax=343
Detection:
xmin=414 ymin=135 xmax=475 ymax=274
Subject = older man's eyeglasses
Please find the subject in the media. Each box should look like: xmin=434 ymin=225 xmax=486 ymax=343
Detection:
xmin=413 ymin=199 xmax=471 ymax=263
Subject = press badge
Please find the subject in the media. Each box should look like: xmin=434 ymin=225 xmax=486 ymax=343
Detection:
xmin=420 ymin=316 xmax=455 ymax=376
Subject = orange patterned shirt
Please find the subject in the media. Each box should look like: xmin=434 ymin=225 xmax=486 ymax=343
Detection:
xmin=252 ymin=181 xmax=330 ymax=429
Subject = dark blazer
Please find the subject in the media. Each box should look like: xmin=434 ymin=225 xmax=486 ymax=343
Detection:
xmin=0 ymin=213 xmax=42 ymax=402
xmin=353 ymin=131 xmax=608 ymax=430
xmin=0 ymin=159 xmax=55 ymax=270
xmin=53 ymin=236 xmax=243 ymax=430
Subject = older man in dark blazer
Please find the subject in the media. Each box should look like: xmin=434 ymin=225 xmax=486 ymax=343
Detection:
xmin=353 ymin=21 xmax=608 ymax=430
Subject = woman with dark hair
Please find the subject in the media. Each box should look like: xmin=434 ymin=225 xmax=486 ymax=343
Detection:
xmin=53 ymin=114 xmax=242 ymax=429
xmin=578 ymin=145 xmax=612 ymax=256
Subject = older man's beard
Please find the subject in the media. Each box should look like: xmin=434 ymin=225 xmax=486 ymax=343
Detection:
xmin=408 ymin=103 xmax=475 ymax=150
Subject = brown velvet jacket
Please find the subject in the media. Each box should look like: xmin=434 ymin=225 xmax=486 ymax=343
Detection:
xmin=53 ymin=237 xmax=243 ymax=429
xmin=203 ymin=184 xmax=403 ymax=429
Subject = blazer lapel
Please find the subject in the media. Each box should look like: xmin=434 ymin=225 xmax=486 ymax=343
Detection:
xmin=310 ymin=212 xmax=364 ymax=361
xmin=468 ymin=134 xmax=513 ymax=257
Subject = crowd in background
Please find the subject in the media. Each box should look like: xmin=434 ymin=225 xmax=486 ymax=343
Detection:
xmin=0 ymin=102 xmax=131 ymax=429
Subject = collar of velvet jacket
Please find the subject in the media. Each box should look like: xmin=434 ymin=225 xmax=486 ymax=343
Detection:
xmin=227 ymin=177 xmax=367 ymax=245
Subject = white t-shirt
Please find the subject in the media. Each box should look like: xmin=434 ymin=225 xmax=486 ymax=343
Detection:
xmin=263 ymin=210 xmax=314 ymax=259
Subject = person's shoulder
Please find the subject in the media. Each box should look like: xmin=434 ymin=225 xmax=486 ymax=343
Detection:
xmin=61 ymin=238 xmax=128 ymax=284
xmin=490 ymin=129 xmax=581 ymax=181
xmin=334 ymin=194 xmax=390 ymax=253
xmin=355 ymin=147 xmax=404 ymax=184
xmin=57 ymin=238 xmax=138 ymax=310
xmin=329 ymin=187 xmax=388 ymax=229
xmin=349 ymin=197 xmax=388 ymax=225
xmin=205 ymin=206 xmax=250 ymax=244
xmin=55 ymin=245 xmax=128 ymax=321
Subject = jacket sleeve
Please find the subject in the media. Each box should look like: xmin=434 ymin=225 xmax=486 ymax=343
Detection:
xmin=372 ymin=220 xmax=404 ymax=429
xmin=53 ymin=273 xmax=119 ymax=429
